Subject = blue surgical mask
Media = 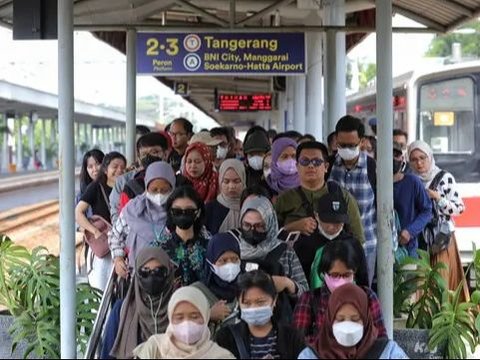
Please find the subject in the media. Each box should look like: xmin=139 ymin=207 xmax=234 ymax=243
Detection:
xmin=241 ymin=305 xmax=273 ymax=326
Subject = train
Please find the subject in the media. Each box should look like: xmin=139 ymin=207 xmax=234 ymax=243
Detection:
xmin=347 ymin=60 xmax=480 ymax=265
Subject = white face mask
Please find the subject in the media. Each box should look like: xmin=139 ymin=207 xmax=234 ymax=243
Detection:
xmin=171 ymin=321 xmax=206 ymax=345
xmin=146 ymin=192 xmax=170 ymax=207
xmin=338 ymin=146 xmax=360 ymax=161
xmin=212 ymin=262 xmax=241 ymax=283
xmin=318 ymin=224 xmax=344 ymax=240
xmin=216 ymin=146 xmax=228 ymax=160
xmin=332 ymin=321 xmax=364 ymax=347
xmin=248 ymin=155 xmax=264 ymax=171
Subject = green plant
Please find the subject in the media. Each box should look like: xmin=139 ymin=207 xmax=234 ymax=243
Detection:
xmin=429 ymin=280 xmax=478 ymax=359
xmin=0 ymin=234 xmax=102 ymax=358
xmin=393 ymin=250 xmax=447 ymax=329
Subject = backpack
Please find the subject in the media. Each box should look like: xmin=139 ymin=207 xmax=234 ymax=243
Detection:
xmin=420 ymin=170 xmax=451 ymax=255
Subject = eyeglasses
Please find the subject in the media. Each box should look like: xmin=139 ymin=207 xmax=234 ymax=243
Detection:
xmin=241 ymin=222 xmax=267 ymax=232
xmin=170 ymin=208 xmax=198 ymax=217
xmin=298 ymin=157 xmax=324 ymax=167
xmin=328 ymin=271 xmax=355 ymax=279
xmin=410 ymin=155 xmax=428 ymax=164
xmin=138 ymin=266 xmax=168 ymax=278
xmin=169 ymin=131 xmax=187 ymax=138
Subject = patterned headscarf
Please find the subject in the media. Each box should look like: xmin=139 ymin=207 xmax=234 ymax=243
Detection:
xmin=183 ymin=142 xmax=219 ymax=202
xmin=237 ymin=196 xmax=282 ymax=260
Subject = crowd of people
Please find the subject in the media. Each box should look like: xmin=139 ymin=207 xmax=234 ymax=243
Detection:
xmin=74 ymin=115 xmax=469 ymax=359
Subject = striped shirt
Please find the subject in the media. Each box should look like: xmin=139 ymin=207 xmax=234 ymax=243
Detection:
xmin=250 ymin=330 xmax=280 ymax=359
xmin=329 ymin=152 xmax=377 ymax=285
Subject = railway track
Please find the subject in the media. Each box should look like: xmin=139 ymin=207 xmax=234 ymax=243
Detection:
xmin=0 ymin=200 xmax=60 ymax=234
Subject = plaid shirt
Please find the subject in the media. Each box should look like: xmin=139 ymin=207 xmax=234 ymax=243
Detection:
xmin=329 ymin=152 xmax=377 ymax=285
xmin=292 ymin=285 xmax=387 ymax=345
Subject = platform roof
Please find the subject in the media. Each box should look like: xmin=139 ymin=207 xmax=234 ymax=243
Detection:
xmin=1 ymin=0 xmax=479 ymax=125
xmin=0 ymin=79 xmax=154 ymax=127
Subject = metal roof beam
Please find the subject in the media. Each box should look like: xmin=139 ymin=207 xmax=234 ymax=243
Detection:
xmin=446 ymin=5 xmax=480 ymax=32
xmin=236 ymin=0 xmax=294 ymax=27
xmin=174 ymin=0 xmax=228 ymax=27
xmin=75 ymin=0 xmax=176 ymax=23
xmin=391 ymin=4 xmax=446 ymax=32
xmin=436 ymin=0 xmax=473 ymax=17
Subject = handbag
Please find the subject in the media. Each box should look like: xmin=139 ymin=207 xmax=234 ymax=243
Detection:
xmin=83 ymin=185 xmax=112 ymax=258
xmin=420 ymin=171 xmax=452 ymax=255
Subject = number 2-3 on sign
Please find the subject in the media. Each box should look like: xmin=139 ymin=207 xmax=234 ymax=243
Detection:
xmin=146 ymin=38 xmax=179 ymax=56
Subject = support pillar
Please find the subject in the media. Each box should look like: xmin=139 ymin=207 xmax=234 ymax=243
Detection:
xmin=16 ymin=116 xmax=23 ymax=171
xmin=50 ymin=119 xmax=57 ymax=168
xmin=324 ymin=0 xmax=346 ymax=135
xmin=2 ymin=113 xmax=9 ymax=172
xmin=58 ymin=0 xmax=76 ymax=356
xmin=83 ymin=123 xmax=89 ymax=148
xmin=376 ymin=0 xmax=394 ymax=339
xmin=40 ymin=118 xmax=47 ymax=170
xmin=286 ymin=77 xmax=294 ymax=130
xmin=293 ymin=75 xmax=306 ymax=134
xmin=126 ymin=29 xmax=137 ymax=165
xmin=28 ymin=113 xmax=36 ymax=170
xmin=306 ymin=32 xmax=323 ymax=140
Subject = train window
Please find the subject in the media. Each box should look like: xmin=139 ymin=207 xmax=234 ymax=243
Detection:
xmin=419 ymin=77 xmax=475 ymax=154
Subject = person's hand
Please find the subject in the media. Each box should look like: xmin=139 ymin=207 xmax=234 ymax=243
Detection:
xmin=428 ymin=189 xmax=441 ymax=201
xmin=399 ymin=230 xmax=411 ymax=246
xmin=210 ymin=300 xmax=231 ymax=322
xmin=272 ymin=276 xmax=296 ymax=294
xmin=114 ymin=257 xmax=128 ymax=279
xmin=287 ymin=217 xmax=317 ymax=236
xmin=93 ymin=228 xmax=102 ymax=240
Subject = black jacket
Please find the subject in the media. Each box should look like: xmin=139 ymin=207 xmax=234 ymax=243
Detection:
xmin=215 ymin=321 xmax=305 ymax=360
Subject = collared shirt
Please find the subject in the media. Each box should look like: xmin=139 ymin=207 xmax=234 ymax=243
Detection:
xmin=329 ymin=152 xmax=377 ymax=282
xmin=292 ymin=285 xmax=387 ymax=345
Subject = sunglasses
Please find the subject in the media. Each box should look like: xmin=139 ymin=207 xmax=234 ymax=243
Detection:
xmin=138 ymin=266 xmax=168 ymax=278
xmin=298 ymin=157 xmax=325 ymax=167
xmin=170 ymin=208 xmax=198 ymax=217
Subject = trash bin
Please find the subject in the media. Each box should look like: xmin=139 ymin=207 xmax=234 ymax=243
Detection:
xmin=8 ymin=164 xmax=16 ymax=173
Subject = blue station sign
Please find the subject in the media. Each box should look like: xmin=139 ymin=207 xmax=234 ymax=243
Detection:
xmin=137 ymin=32 xmax=306 ymax=76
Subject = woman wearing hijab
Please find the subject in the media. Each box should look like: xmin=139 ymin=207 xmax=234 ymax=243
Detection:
xmin=192 ymin=232 xmax=244 ymax=333
xmin=293 ymin=239 xmax=386 ymax=345
xmin=298 ymin=284 xmax=408 ymax=359
xmin=133 ymin=286 xmax=235 ymax=359
xmin=102 ymin=247 xmax=174 ymax=359
xmin=229 ymin=196 xmax=308 ymax=321
xmin=182 ymin=142 xmax=219 ymax=203
xmin=408 ymin=140 xmax=469 ymax=300
xmin=110 ymin=161 xmax=176 ymax=279
xmin=205 ymin=159 xmax=246 ymax=235
xmin=266 ymin=137 xmax=300 ymax=195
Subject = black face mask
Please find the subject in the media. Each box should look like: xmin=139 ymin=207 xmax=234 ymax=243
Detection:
xmin=140 ymin=154 xmax=163 ymax=168
xmin=393 ymin=159 xmax=404 ymax=175
xmin=171 ymin=214 xmax=196 ymax=230
xmin=137 ymin=268 xmax=168 ymax=297
xmin=242 ymin=229 xmax=268 ymax=246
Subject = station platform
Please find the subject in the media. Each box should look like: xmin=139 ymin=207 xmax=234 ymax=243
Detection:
xmin=0 ymin=168 xmax=80 ymax=194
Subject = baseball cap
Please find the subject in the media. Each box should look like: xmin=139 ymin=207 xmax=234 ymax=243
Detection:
xmin=316 ymin=191 xmax=349 ymax=224
xmin=189 ymin=131 xmax=223 ymax=146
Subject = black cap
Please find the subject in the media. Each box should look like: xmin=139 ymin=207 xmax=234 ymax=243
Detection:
xmin=316 ymin=191 xmax=349 ymax=224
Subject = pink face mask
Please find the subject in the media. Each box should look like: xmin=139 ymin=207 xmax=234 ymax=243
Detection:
xmin=171 ymin=321 xmax=206 ymax=345
xmin=324 ymin=274 xmax=354 ymax=293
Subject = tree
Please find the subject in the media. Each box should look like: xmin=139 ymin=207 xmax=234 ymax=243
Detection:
xmin=359 ymin=62 xmax=376 ymax=89
xmin=426 ymin=20 xmax=480 ymax=58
